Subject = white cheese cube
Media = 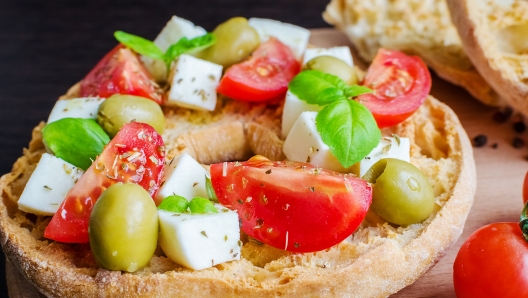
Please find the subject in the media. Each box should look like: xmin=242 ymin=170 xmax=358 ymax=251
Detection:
xmin=358 ymin=137 xmax=410 ymax=177
xmin=166 ymin=55 xmax=222 ymax=111
xmin=158 ymin=205 xmax=241 ymax=270
xmin=281 ymin=90 xmax=322 ymax=139
xmin=283 ymin=111 xmax=349 ymax=172
xmin=18 ymin=153 xmax=84 ymax=216
xmin=47 ymin=97 xmax=104 ymax=124
xmin=141 ymin=16 xmax=207 ymax=82
xmin=155 ymin=153 xmax=209 ymax=203
xmin=248 ymin=18 xmax=310 ymax=61
xmin=302 ymin=46 xmax=354 ymax=67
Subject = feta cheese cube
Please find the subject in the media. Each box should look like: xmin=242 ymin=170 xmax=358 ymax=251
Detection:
xmin=47 ymin=97 xmax=104 ymax=124
xmin=283 ymin=111 xmax=349 ymax=172
xmin=18 ymin=153 xmax=84 ymax=216
xmin=155 ymin=153 xmax=209 ymax=204
xmin=248 ymin=18 xmax=310 ymax=61
xmin=141 ymin=16 xmax=207 ymax=82
xmin=167 ymin=55 xmax=222 ymax=111
xmin=302 ymin=46 xmax=354 ymax=67
xmin=281 ymin=90 xmax=322 ymax=139
xmin=358 ymin=136 xmax=410 ymax=177
xmin=158 ymin=205 xmax=241 ymax=270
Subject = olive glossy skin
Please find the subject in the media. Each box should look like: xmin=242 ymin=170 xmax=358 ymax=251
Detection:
xmin=97 ymin=94 xmax=165 ymax=137
xmin=304 ymin=56 xmax=358 ymax=85
xmin=198 ymin=17 xmax=260 ymax=68
xmin=362 ymin=158 xmax=434 ymax=226
xmin=89 ymin=183 xmax=158 ymax=272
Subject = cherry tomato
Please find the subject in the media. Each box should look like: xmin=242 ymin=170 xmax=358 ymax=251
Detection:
xmin=216 ymin=38 xmax=300 ymax=102
xmin=44 ymin=122 xmax=165 ymax=243
xmin=523 ymin=171 xmax=528 ymax=204
xmin=210 ymin=156 xmax=372 ymax=253
xmin=358 ymin=49 xmax=431 ymax=128
xmin=80 ymin=45 xmax=162 ymax=104
xmin=453 ymin=222 xmax=528 ymax=298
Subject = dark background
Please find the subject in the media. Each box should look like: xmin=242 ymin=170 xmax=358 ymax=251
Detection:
xmin=0 ymin=0 xmax=331 ymax=295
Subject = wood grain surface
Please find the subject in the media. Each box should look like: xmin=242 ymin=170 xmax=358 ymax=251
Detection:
xmin=6 ymin=28 xmax=526 ymax=297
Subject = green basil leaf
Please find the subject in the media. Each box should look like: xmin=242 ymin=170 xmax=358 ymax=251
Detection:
xmin=189 ymin=197 xmax=218 ymax=214
xmin=165 ymin=33 xmax=217 ymax=64
xmin=344 ymin=85 xmax=373 ymax=98
xmin=158 ymin=195 xmax=189 ymax=213
xmin=288 ymin=70 xmax=350 ymax=105
xmin=114 ymin=31 xmax=165 ymax=61
xmin=205 ymin=175 xmax=219 ymax=203
xmin=316 ymin=100 xmax=381 ymax=168
xmin=42 ymin=118 xmax=110 ymax=170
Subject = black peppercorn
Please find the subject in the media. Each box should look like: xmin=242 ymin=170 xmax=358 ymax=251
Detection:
xmin=513 ymin=137 xmax=525 ymax=148
xmin=492 ymin=107 xmax=513 ymax=123
xmin=514 ymin=121 xmax=527 ymax=133
xmin=473 ymin=135 xmax=488 ymax=147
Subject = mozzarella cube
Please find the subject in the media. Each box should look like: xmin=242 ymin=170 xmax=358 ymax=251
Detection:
xmin=155 ymin=153 xmax=209 ymax=204
xmin=358 ymin=137 xmax=410 ymax=177
xmin=167 ymin=55 xmax=222 ymax=111
xmin=248 ymin=18 xmax=310 ymax=60
xmin=141 ymin=16 xmax=207 ymax=82
xmin=281 ymin=90 xmax=322 ymax=139
xmin=18 ymin=153 xmax=84 ymax=216
xmin=158 ymin=205 xmax=241 ymax=270
xmin=283 ymin=111 xmax=349 ymax=172
xmin=302 ymin=46 xmax=354 ymax=67
xmin=47 ymin=97 xmax=104 ymax=124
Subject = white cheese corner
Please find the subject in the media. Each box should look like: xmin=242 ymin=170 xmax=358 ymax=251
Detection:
xmin=281 ymin=90 xmax=321 ymax=139
xmin=47 ymin=97 xmax=104 ymax=124
xmin=302 ymin=46 xmax=354 ymax=67
xmin=359 ymin=136 xmax=411 ymax=177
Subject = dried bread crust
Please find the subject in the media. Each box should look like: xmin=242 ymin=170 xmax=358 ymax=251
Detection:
xmin=446 ymin=0 xmax=528 ymax=117
xmin=323 ymin=0 xmax=501 ymax=106
xmin=1 ymin=76 xmax=475 ymax=297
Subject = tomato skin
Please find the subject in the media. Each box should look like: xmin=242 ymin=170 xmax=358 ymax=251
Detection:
xmin=358 ymin=49 xmax=431 ymax=128
xmin=210 ymin=156 xmax=372 ymax=253
xmin=44 ymin=122 xmax=165 ymax=243
xmin=453 ymin=222 xmax=528 ymax=298
xmin=80 ymin=45 xmax=162 ymax=104
xmin=216 ymin=38 xmax=300 ymax=102
xmin=523 ymin=171 xmax=528 ymax=204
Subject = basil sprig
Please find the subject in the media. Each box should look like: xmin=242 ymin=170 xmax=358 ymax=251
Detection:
xmin=288 ymin=70 xmax=381 ymax=168
xmin=114 ymin=31 xmax=216 ymax=69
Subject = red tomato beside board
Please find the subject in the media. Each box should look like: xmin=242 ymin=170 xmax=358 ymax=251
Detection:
xmin=210 ymin=156 xmax=372 ymax=253
xmin=80 ymin=45 xmax=162 ymax=104
xmin=216 ymin=38 xmax=300 ymax=102
xmin=44 ymin=122 xmax=165 ymax=243
xmin=358 ymin=49 xmax=431 ymax=128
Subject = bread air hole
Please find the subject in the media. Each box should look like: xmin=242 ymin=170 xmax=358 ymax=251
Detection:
xmin=496 ymin=23 xmax=528 ymax=55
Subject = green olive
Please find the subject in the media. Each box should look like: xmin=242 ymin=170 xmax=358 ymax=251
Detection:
xmin=197 ymin=17 xmax=260 ymax=67
xmin=89 ymin=183 xmax=158 ymax=272
xmin=97 ymin=94 xmax=165 ymax=138
xmin=362 ymin=158 xmax=434 ymax=226
xmin=304 ymin=56 xmax=358 ymax=85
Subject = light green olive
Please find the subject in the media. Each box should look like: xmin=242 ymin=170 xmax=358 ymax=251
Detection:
xmin=362 ymin=158 xmax=434 ymax=226
xmin=197 ymin=17 xmax=260 ymax=67
xmin=97 ymin=94 xmax=165 ymax=138
xmin=89 ymin=183 xmax=158 ymax=272
xmin=304 ymin=56 xmax=358 ymax=85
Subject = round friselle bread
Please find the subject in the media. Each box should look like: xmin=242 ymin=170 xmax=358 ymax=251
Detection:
xmin=0 ymin=69 xmax=476 ymax=297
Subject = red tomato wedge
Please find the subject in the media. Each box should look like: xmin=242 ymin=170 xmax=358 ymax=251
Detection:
xmin=210 ymin=156 xmax=372 ymax=253
xmin=216 ymin=38 xmax=300 ymax=102
xmin=80 ymin=45 xmax=162 ymax=104
xmin=523 ymin=171 xmax=528 ymax=204
xmin=358 ymin=49 xmax=431 ymax=128
xmin=44 ymin=122 xmax=165 ymax=243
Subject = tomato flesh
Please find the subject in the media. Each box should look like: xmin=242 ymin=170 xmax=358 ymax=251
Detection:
xmin=359 ymin=49 xmax=431 ymax=128
xmin=523 ymin=171 xmax=528 ymax=204
xmin=217 ymin=38 xmax=300 ymax=102
xmin=80 ymin=45 xmax=162 ymax=104
xmin=44 ymin=122 xmax=165 ymax=243
xmin=453 ymin=222 xmax=528 ymax=298
xmin=210 ymin=156 xmax=372 ymax=252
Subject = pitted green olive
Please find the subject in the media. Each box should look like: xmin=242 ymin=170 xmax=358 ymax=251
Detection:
xmin=89 ymin=183 xmax=158 ymax=272
xmin=97 ymin=94 xmax=165 ymax=137
xmin=362 ymin=158 xmax=434 ymax=226
xmin=304 ymin=56 xmax=358 ymax=85
xmin=197 ymin=17 xmax=260 ymax=67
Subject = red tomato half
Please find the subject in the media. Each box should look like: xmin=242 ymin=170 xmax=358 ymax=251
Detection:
xmin=523 ymin=171 xmax=528 ymax=204
xmin=453 ymin=222 xmax=528 ymax=298
xmin=44 ymin=122 xmax=165 ymax=243
xmin=210 ymin=156 xmax=372 ymax=253
xmin=216 ymin=38 xmax=300 ymax=102
xmin=358 ymin=49 xmax=431 ymax=128
xmin=80 ymin=45 xmax=162 ymax=104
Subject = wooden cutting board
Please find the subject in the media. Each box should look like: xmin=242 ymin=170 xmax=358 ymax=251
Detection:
xmin=7 ymin=28 xmax=527 ymax=297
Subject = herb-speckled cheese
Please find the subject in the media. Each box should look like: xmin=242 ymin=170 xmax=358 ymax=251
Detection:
xmin=281 ymin=90 xmax=322 ymax=139
xmin=47 ymin=97 xmax=104 ymax=124
xmin=359 ymin=136 xmax=410 ymax=177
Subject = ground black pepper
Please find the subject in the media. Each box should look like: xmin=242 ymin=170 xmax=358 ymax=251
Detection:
xmin=473 ymin=135 xmax=488 ymax=147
